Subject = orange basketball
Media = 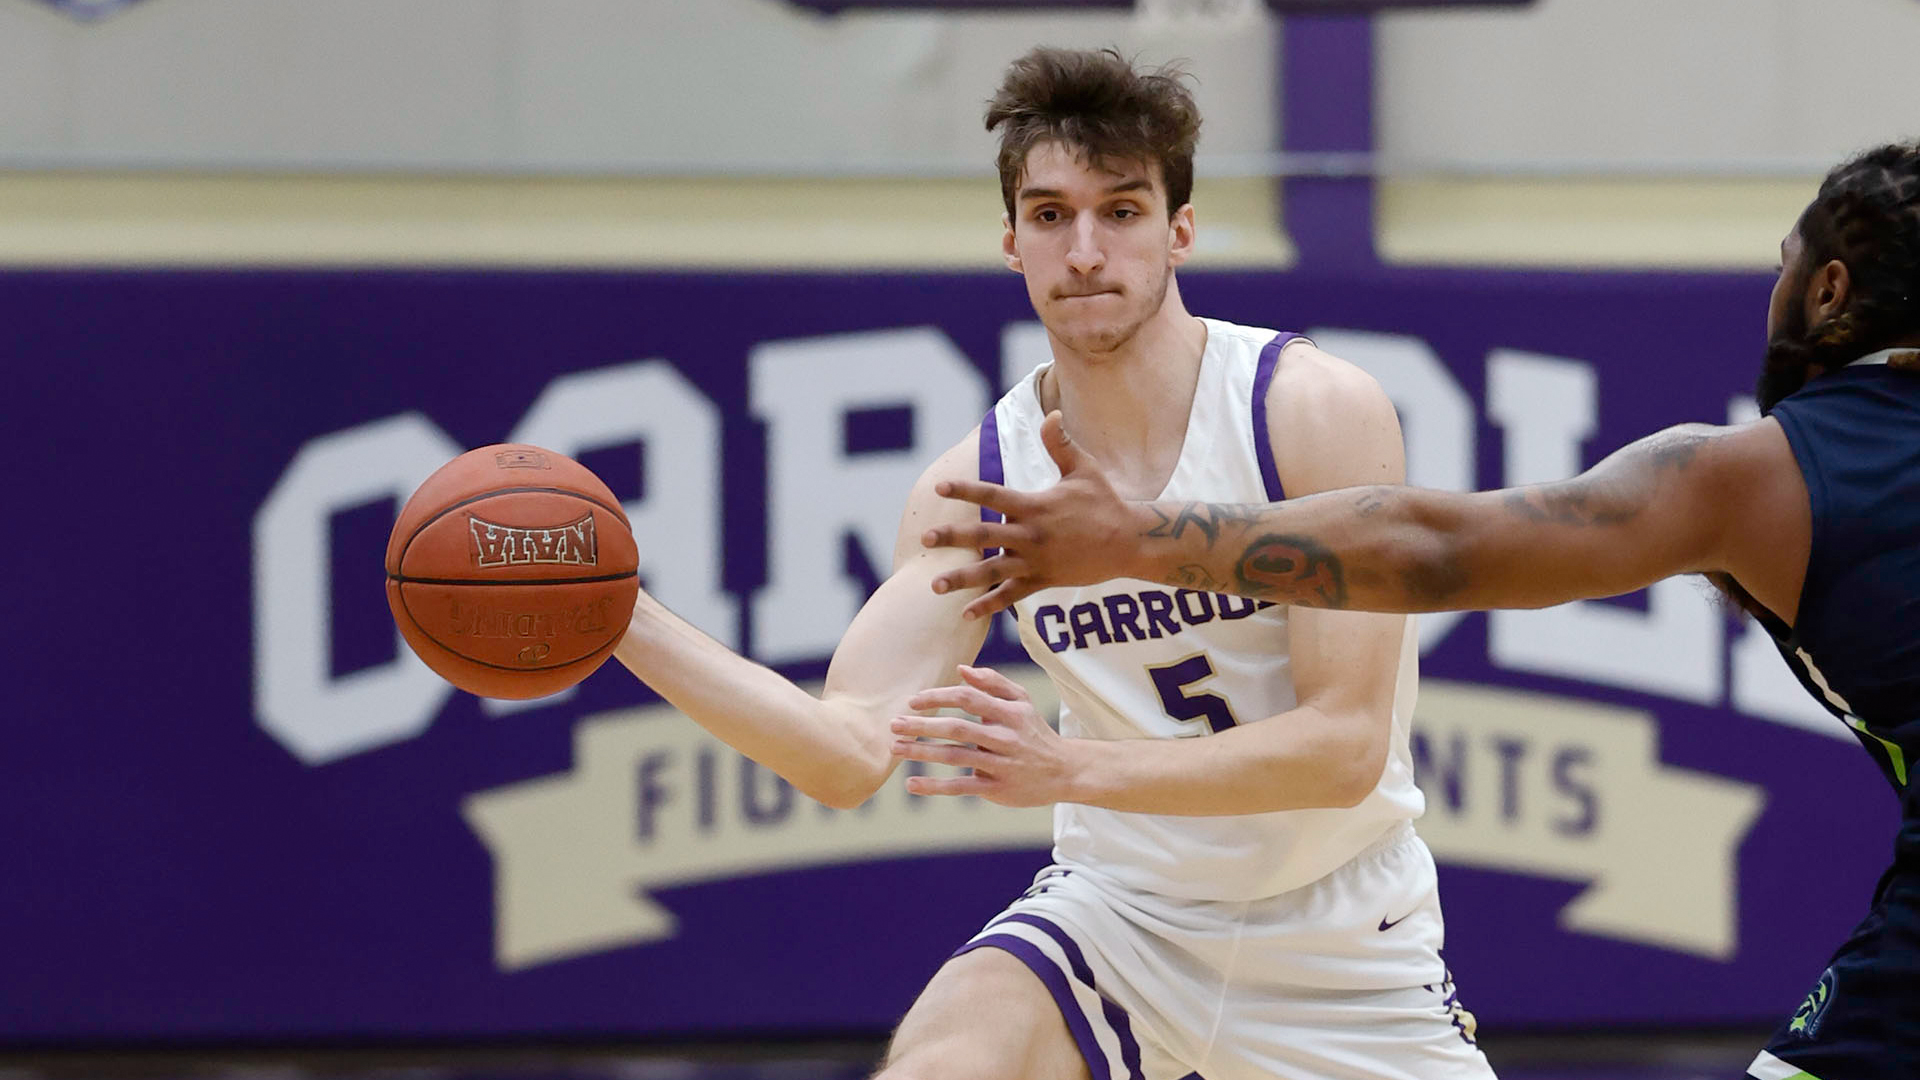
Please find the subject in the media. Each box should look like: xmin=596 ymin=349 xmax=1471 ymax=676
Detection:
xmin=384 ymin=444 xmax=640 ymax=699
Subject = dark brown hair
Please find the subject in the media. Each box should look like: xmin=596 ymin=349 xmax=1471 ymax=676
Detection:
xmin=984 ymin=47 xmax=1201 ymax=222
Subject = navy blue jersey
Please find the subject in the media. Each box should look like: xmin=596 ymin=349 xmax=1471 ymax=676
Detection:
xmin=1752 ymin=351 xmax=1920 ymax=1079
xmin=1762 ymin=355 xmax=1920 ymax=798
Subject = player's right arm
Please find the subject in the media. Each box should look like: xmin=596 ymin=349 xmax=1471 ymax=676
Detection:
xmin=614 ymin=432 xmax=993 ymax=810
xmin=921 ymin=411 xmax=1809 ymax=624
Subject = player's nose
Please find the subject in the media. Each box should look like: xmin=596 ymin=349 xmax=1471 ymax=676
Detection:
xmin=1065 ymin=217 xmax=1105 ymax=275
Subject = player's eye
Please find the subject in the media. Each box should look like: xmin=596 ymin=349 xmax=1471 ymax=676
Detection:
xmin=1035 ymin=208 xmax=1062 ymax=224
xmin=1112 ymin=207 xmax=1138 ymax=220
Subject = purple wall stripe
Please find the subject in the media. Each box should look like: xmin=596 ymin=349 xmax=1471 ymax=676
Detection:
xmin=991 ymin=913 xmax=1145 ymax=1080
xmin=1279 ymin=14 xmax=1378 ymax=269
xmin=1252 ymin=332 xmax=1295 ymax=501
xmin=953 ymin=933 xmax=1113 ymax=1080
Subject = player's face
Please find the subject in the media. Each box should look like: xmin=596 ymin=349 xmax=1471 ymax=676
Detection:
xmin=1765 ymin=227 xmax=1809 ymax=345
xmin=1003 ymin=141 xmax=1195 ymax=356
xmin=1757 ymin=226 xmax=1815 ymax=413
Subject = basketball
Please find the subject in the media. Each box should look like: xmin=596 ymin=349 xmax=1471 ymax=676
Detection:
xmin=384 ymin=443 xmax=641 ymax=699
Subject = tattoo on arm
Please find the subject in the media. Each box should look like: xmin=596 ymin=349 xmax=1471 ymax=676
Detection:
xmin=1145 ymin=502 xmax=1262 ymax=544
xmin=1502 ymin=486 xmax=1636 ymax=527
xmin=1232 ymin=533 xmax=1349 ymax=608
xmin=1502 ymin=428 xmax=1709 ymax=528
xmin=1400 ymin=559 xmax=1469 ymax=605
xmin=1168 ymin=563 xmax=1231 ymax=592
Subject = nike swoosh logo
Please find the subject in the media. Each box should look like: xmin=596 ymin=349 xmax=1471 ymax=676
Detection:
xmin=1378 ymin=914 xmax=1410 ymax=932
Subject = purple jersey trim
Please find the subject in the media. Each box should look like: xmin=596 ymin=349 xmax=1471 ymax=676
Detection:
xmin=1252 ymin=332 xmax=1300 ymax=502
xmin=953 ymin=933 xmax=1114 ymax=1080
xmin=978 ymin=406 xmax=1006 ymax=558
xmin=989 ymin=913 xmax=1145 ymax=1080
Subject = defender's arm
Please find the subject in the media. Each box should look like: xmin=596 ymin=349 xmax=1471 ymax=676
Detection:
xmin=926 ymin=414 xmax=1803 ymax=622
xmin=616 ymin=433 xmax=991 ymax=809
xmin=1127 ymin=420 xmax=1791 ymax=615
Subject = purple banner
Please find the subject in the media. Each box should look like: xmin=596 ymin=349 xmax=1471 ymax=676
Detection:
xmin=2 ymin=267 xmax=1884 ymax=1044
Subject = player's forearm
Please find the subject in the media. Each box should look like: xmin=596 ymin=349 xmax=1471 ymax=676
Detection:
xmin=614 ymin=592 xmax=893 ymax=809
xmin=1063 ymin=704 xmax=1384 ymax=815
xmin=1127 ymin=486 xmax=1537 ymax=614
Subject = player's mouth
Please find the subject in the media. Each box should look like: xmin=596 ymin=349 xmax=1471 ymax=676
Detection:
xmin=1056 ymin=288 xmax=1120 ymax=300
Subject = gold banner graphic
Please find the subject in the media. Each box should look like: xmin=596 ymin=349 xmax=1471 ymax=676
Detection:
xmin=465 ymin=671 xmax=1764 ymax=969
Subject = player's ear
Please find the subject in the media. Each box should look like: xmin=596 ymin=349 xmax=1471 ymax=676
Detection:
xmin=1808 ymin=258 xmax=1851 ymax=324
xmin=1002 ymin=213 xmax=1022 ymax=274
xmin=1167 ymin=203 xmax=1196 ymax=267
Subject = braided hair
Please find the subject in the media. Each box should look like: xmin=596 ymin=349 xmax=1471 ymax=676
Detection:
xmin=1758 ymin=142 xmax=1920 ymax=413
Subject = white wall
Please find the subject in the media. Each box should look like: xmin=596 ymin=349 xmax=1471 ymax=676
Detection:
xmin=0 ymin=0 xmax=1276 ymax=173
xmin=7 ymin=0 xmax=1916 ymax=176
xmin=1377 ymin=0 xmax=1920 ymax=172
xmin=7 ymin=0 xmax=1906 ymax=268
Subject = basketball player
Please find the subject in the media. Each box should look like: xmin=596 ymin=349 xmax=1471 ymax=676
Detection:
xmin=614 ymin=46 xmax=1493 ymax=1080
xmin=920 ymin=142 xmax=1920 ymax=1080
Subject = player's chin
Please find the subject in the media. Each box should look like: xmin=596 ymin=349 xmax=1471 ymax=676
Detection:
xmin=1048 ymin=317 xmax=1133 ymax=356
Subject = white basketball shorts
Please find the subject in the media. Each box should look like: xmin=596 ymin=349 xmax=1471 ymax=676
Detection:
xmin=950 ymin=823 xmax=1494 ymax=1080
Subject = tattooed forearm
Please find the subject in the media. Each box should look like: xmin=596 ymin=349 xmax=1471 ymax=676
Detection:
xmin=1400 ymin=557 xmax=1469 ymax=605
xmin=1168 ymin=563 xmax=1232 ymax=592
xmin=1144 ymin=502 xmax=1263 ymax=544
xmin=1232 ymin=533 xmax=1349 ymax=608
xmin=1146 ymin=503 xmax=1216 ymax=543
xmin=1503 ymin=483 xmax=1636 ymax=527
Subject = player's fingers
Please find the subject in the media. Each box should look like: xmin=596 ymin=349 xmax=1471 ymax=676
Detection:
xmin=1038 ymin=410 xmax=1092 ymax=475
xmin=934 ymin=479 xmax=1033 ymax=517
xmin=921 ymin=521 xmax=1030 ymax=553
xmin=890 ymin=713 xmax=989 ymax=744
xmin=904 ymin=774 xmax=994 ymax=798
xmin=899 ymin=690 xmax=1023 ymax=734
xmin=900 ymin=688 xmax=964 ymax=713
xmin=931 ymin=554 xmax=1030 ymax=596
xmin=942 ymin=684 xmax=1025 ymax=726
xmin=891 ymin=738 xmax=993 ymax=769
xmin=962 ymin=580 xmax=1038 ymax=621
xmin=958 ymin=664 xmax=1030 ymax=703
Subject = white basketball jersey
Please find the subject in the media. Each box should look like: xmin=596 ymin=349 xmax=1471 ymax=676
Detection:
xmin=981 ymin=318 xmax=1426 ymax=901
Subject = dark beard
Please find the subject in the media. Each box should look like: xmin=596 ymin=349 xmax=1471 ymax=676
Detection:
xmin=1756 ymin=335 xmax=1818 ymax=415
xmin=1755 ymin=303 xmax=1822 ymax=415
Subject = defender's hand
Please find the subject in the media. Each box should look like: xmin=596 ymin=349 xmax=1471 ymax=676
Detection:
xmin=922 ymin=411 xmax=1147 ymax=619
xmin=890 ymin=665 xmax=1078 ymax=807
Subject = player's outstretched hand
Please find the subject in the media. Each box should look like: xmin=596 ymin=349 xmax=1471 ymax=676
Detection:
xmin=890 ymin=665 xmax=1078 ymax=807
xmin=924 ymin=411 xmax=1146 ymax=619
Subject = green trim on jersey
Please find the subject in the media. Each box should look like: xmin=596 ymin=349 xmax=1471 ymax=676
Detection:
xmin=1847 ymin=715 xmax=1909 ymax=786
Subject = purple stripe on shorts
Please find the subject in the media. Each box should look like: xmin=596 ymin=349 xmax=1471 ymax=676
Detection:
xmin=992 ymin=914 xmax=1097 ymax=991
xmin=1252 ymin=332 xmax=1298 ymax=502
xmin=984 ymin=914 xmax=1144 ymax=1080
xmin=953 ymin=933 xmax=1112 ymax=1080
xmin=978 ymin=406 xmax=1005 ymax=557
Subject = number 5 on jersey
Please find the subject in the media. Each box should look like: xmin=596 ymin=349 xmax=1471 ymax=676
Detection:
xmin=1148 ymin=653 xmax=1240 ymax=735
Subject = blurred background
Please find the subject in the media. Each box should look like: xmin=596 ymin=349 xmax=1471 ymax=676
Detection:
xmin=6 ymin=1 xmax=1917 ymax=1078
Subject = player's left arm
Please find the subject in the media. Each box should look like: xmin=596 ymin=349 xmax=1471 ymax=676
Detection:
xmin=894 ymin=344 xmax=1407 ymax=814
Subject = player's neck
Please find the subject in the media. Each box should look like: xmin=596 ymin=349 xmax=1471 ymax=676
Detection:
xmin=1040 ymin=291 xmax=1207 ymax=499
